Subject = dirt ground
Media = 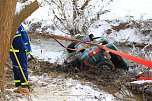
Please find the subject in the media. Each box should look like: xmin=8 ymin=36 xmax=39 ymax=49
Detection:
xmin=27 ymin=57 xmax=152 ymax=101
xmin=5 ymin=34 xmax=152 ymax=101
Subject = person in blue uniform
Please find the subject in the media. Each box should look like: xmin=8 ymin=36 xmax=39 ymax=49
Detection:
xmin=18 ymin=24 xmax=31 ymax=54
xmin=10 ymin=24 xmax=31 ymax=88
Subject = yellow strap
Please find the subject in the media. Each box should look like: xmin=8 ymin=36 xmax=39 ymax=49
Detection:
xmin=14 ymin=34 xmax=21 ymax=38
xmin=14 ymin=80 xmax=21 ymax=83
xmin=10 ymin=49 xmax=19 ymax=52
xmin=11 ymin=45 xmax=29 ymax=85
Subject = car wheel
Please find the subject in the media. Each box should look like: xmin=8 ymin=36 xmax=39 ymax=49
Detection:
xmin=96 ymin=61 xmax=115 ymax=75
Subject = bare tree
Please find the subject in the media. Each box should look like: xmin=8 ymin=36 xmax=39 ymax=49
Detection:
xmin=45 ymin=0 xmax=112 ymax=36
xmin=0 ymin=0 xmax=39 ymax=99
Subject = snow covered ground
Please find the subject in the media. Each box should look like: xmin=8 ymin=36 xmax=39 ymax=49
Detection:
xmin=23 ymin=0 xmax=152 ymax=45
xmin=131 ymin=80 xmax=152 ymax=84
xmin=101 ymin=0 xmax=152 ymax=20
xmin=29 ymin=75 xmax=115 ymax=101
xmin=6 ymin=74 xmax=116 ymax=101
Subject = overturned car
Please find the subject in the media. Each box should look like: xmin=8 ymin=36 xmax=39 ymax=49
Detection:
xmin=65 ymin=34 xmax=128 ymax=71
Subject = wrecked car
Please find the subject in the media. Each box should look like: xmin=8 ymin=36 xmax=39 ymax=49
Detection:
xmin=66 ymin=34 xmax=128 ymax=71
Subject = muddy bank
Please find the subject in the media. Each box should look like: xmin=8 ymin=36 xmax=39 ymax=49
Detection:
xmin=28 ymin=56 xmax=152 ymax=101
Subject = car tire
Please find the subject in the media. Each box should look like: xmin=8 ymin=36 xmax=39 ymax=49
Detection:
xmin=96 ymin=61 xmax=115 ymax=74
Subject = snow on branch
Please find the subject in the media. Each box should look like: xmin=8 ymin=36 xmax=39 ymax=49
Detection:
xmin=127 ymin=44 xmax=152 ymax=76
xmin=45 ymin=0 xmax=112 ymax=36
xmin=16 ymin=0 xmax=36 ymax=14
xmin=12 ymin=0 xmax=39 ymax=39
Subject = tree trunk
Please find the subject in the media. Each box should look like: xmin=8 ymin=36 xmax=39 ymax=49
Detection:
xmin=0 ymin=1 xmax=38 ymax=99
xmin=0 ymin=0 xmax=17 ymax=99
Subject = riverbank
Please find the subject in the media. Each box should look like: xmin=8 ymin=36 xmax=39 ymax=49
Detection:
xmin=4 ymin=34 xmax=152 ymax=101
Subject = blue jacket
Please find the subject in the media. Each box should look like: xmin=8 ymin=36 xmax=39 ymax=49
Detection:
xmin=18 ymin=24 xmax=31 ymax=53
xmin=11 ymin=30 xmax=27 ymax=52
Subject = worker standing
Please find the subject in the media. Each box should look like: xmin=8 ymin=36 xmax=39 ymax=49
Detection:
xmin=10 ymin=24 xmax=31 ymax=88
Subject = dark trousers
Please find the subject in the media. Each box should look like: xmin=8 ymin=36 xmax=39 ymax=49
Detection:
xmin=10 ymin=51 xmax=28 ymax=86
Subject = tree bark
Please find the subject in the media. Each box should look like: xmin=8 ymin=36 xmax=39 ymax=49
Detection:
xmin=0 ymin=0 xmax=17 ymax=99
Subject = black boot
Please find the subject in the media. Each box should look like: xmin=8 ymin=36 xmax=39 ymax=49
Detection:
xmin=15 ymin=82 xmax=21 ymax=87
xmin=21 ymin=85 xmax=28 ymax=88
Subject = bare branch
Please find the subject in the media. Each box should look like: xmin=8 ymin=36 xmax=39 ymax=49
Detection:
xmin=51 ymin=20 xmax=70 ymax=35
xmin=80 ymin=0 xmax=90 ymax=10
xmin=48 ymin=0 xmax=112 ymax=35
xmin=12 ymin=0 xmax=39 ymax=38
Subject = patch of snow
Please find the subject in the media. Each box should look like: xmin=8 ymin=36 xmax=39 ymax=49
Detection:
xmin=29 ymin=75 xmax=116 ymax=101
xmin=102 ymin=0 xmax=152 ymax=20
xmin=89 ymin=21 xmax=112 ymax=37
xmin=130 ymin=80 xmax=152 ymax=84
xmin=26 ymin=5 xmax=54 ymax=21
xmin=16 ymin=0 xmax=35 ymax=14
xmin=69 ymin=83 xmax=114 ymax=101
xmin=37 ymin=0 xmax=42 ymax=4
xmin=109 ymin=28 xmax=140 ymax=43
xmin=89 ymin=21 xmax=152 ymax=45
